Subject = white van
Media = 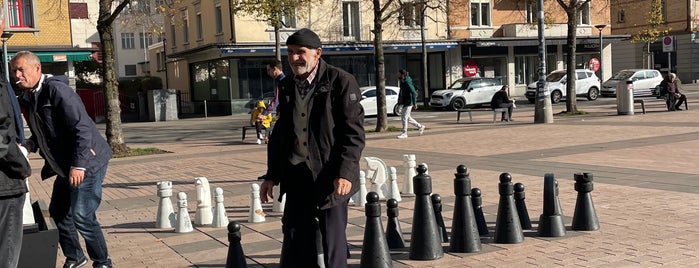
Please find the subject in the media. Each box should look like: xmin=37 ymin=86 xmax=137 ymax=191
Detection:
xmin=525 ymin=69 xmax=601 ymax=104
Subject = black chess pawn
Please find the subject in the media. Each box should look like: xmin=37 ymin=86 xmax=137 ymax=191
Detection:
xmin=360 ymin=192 xmax=392 ymax=268
xmin=493 ymin=173 xmax=524 ymax=244
xmin=471 ymin=188 xmax=489 ymax=236
xmin=572 ymin=173 xmax=600 ymax=231
xmin=409 ymin=164 xmax=444 ymax=260
xmin=431 ymin=194 xmax=449 ymax=243
xmin=225 ymin=221 xmax=247 ymax=268
xmin=385 ymin=198 xmax=405 ymax=249
xmin=449 ymin=165 xmax=481 ymax=253
xmin=537 ymin=173 xmax=566 ymax=237
xmin=514 ymin=183 xmax=532 ymax=230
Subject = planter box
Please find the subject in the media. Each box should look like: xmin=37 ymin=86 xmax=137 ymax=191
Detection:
xmin=18 ymin=200 xmax=59 ymax=268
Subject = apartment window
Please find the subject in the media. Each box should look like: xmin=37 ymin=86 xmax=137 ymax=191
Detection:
xmin=7 ymin=0 xmax=35 ymax=28
xmin=470 ymin=1 xmax=490 ymax=27
xmin=342 ymin=1 xmax=360 ymax=37
xmin=69 ymin=3 xmax=88 ymax=19
xmin=121 ymin=33 xmax=135 ymax=49
xmin=125 ymin=65 xmax=137 ymax=76
xmin=170 ymin=24 xmax=176 ymax=47
xmin=140 ymin=33 xmax=153 ymax=48
xmin=525 ymin=1 xmax=534 ymax=24
xmin=215 ymin=6 xmax=223 ymax=34
xmin=182 ymin=11 xmax=189 ymax=43
xmin=281 ymin=12 xmax=297 ymax=28
xmin=617 ymin=9 xmax=625 ymax=23
xmin=578 ymin=2 xmax=590 ymax=25
xmin=196 ymin=13 xmax=202 ymax=40
xmin=400 ymin=1 xmax=424 ymax=27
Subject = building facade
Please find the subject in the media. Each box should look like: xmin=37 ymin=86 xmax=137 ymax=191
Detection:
xmin=610 ymin=0 xmax=699 ymax=83
xmin=113 ymin=0 xmax=165 ymax=78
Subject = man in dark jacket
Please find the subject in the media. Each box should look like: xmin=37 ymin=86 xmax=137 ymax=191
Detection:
xmin=659 ymin=73 xmax=687 ymax=111
xmin=260 ymin=28 xmax=365 ymax=268
xmin=490 ymin=85 xmax=514 ymax=121
xmin=13 ymin=51 xmax=114 ymax=268
xmin=0 ymin=55 xmax=31 ymax=268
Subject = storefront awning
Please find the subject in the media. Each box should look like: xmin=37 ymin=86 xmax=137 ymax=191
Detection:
xmin=7 ymin=51 xmax=93 ymax=62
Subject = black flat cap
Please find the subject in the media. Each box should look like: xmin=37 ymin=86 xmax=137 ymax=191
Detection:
xmin=286 ymin=28 xmax=322 ymax=49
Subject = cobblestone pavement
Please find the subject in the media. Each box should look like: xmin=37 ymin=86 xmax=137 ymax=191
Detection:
xmin=23 ymin=86 xmax=699 ymax=267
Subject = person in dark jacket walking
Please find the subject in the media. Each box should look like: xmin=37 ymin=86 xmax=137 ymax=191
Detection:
xmin=13 ymin=51 xmax=114 ymax=268
xmin=0 ymin=27 xmax=31 ymax=268
xmin=490 ymin=85 xmax=514 ymax=121
xmin=396 ymin=69 xmax=425 ymax=139
xmin=259 ymin=28 xmax=365 ymax=268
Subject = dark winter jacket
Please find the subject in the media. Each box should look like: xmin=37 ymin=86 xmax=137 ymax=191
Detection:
xmin=398 ymin=76 xmax=417 ymax=106
xmin=490 ymin=89 xmax=511 ymax=109
xmin=0 ymin=80 xmax=30 ymax=196
xmin=266 ymin=59 xmax=365 ymax=209
xmin=18 ymin=75 xmax=112 ymax=180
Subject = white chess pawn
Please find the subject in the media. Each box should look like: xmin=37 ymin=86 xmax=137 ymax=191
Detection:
xmin=194 ymin=177 xmax=213 ymax=226
xmin=175 ymin=192 xmax=193 ymax=233
xmin=272 ymin=185 xmax=286 ymax=213
xmin=402 ymin=154 xmax=416 ymax=196
xmin=22 ymin=180 xmax=35 ymax=225
xmin=248 ymin=183 xmax=266 ymax=223
xmin=356 ymin=170 xmax=368 ymax=207
xmin=156 ymin=181 xmax=175 ymax=228
xmin=212 ymin=187 xmax=228 ymax=228
xmin=388 ymin=167 xmax=402 ymax=202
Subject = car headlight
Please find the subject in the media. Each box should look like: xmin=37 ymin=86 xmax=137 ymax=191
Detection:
xmin=444 ymin=92 xmax=453 ymax=98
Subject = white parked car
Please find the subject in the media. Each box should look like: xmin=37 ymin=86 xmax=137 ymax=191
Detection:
xmin=430 ymin=77 xmax=502 ymax=110
xmin=600 ymin=69 xmax=663 ymax=97
xmin=360 ymin=86 xmax=401 ymax=116
xmin=525 ymin=69 xmax=601 ymax=104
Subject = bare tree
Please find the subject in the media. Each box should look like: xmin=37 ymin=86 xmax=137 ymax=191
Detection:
xmin=371 ymin=0 xmax=401 ymax=132
xmin=556 ymin=0 xmax=592 ymax=114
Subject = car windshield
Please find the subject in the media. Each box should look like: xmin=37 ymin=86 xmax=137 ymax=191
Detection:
xmin=546 ymin=72 xmax=566 ymax=82
xmin=611 ymin=71 xmax=635 ymax=80
xmin=448 ymin=80 xmax=471 ymax=90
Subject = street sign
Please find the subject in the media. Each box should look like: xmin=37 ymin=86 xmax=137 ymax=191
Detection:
xmin=662 ymin=36 xmax=675 ymax=52
xmin=463 ymin=59 xmax=479 ymax=77
xmin=588 ymin=58 xmax=600 ymax=72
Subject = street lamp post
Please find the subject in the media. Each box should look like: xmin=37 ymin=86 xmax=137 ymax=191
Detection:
xmin=594 ymin=24 xmax=607 ymax=81
xmin=2 ymin=31 xmax=13 ymax=82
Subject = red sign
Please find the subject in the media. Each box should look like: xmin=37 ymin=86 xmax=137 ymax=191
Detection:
xmin=463 ymin=59 xmax=479 ymax=77
xmin=588 ymin=57 xmax=600 ymax=72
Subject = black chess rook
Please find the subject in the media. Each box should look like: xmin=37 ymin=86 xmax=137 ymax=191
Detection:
xmin=471 ymin=188 xmax=489 ymax=236
xmin=449 ymin=165 xmax=481 ymax=253
xmin=514 ymin=182 xmax=532 ymax=230
xmin=572 ymin=173 xmax=600 ymax=231
xmin=360 ymin=192 xmax=393 ymax=268
xmin=493 ymin=173 xmax=524 ymax=244
xmin=409 ymin=164 xmax=444 ymax=260
xmin=537 ymin=173 xmax=567 ymax=237
xmin=385 ymin=198 xmax=405 ymax=249
xmin=225 ymin=221 xmax=247 ymax=268
xmin=431 ymin=194 xmax=449 ymax=243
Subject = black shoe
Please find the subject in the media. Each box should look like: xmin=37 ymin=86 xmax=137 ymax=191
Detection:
xmin=675 ymin=107 xmax=683 ymax=111
xmin=93 ymin=265 xmax=112 ymax=268
xmin=63 ymin=258 xmax=87 ymax=268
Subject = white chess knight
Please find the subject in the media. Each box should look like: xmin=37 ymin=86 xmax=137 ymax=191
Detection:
xmin=364 ymin=156 xmax=390 ymax=200
xmin=175 ymin=192 xmax=193 ymax=233
xmin=212 ymin=187 xmax=228 ymax=228
xmin=353 ymin=170 xmax=368 ymax=207
xmin=402 ymin=154 xmax=416 ymax=196
xmin=155 ymin=181 xmax=175 ymax=229
xmin=387 ymin=167 xmax=402 ymax=202
xmin=22 ymin=180 xmax=35 ymax=225
xmin=194 ymin=177 xmax=213 ymax=226
xmin=272 ymin=185 xmax=286 ymax=212
xmin=248 ymin=183 xmax=266 ymax=223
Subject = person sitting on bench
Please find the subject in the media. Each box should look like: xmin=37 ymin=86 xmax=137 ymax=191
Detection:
xmin=251 ymin=100 xmax=273 ymax=144
xmin=490 ymin=85 xmax=514 ymax=121
xmin=659 ymin=73 xmax=687 ymax=111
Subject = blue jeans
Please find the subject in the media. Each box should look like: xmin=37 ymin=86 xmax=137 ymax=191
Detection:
xmin=50 ymin=164 xmax=112 ymax=267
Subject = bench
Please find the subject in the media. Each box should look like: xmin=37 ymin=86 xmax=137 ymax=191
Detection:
xmin=242 ymin=125 xmax=272 ymax=142
xmin=634 ymin=94 xmax=688 ymax=114
xmin=456 ymin=108 xmax=510 ymax=123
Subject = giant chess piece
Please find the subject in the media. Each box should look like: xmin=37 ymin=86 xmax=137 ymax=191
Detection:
xmin=365 ymin=157 xmax=389 ymax=199
xmin=537 ymin=173 xmax=566 ymax=237
xmin=449 ymin=165 xmax=481 ymax=253
xmin=175 ymin=192 xmax=193 ymax=233
xmin=431 ymin=194 xmax=449 ymax=243
xmin=409 ymin=164 xmax=443 ymax=260
xmin=360 ymin=192 xmax=393 ymax=268
xmin=385 ymin=198 xmax=405 ymax=249
xmin=402 ymin=154 xmax=416 ymax=196
xmin=195 ymin=177 xmax=213 ymax=226
xmin=354 ymin=170 xmax=369 ymax=207
xmin=272 ymin=185 xmax=286 ymax=213
xmin=471 ymin=188 xmax=489 ymax=236
xmin=156 ymin=181 xmax=175 ymax=228
xmin=225 ymin=221 xmax=247 ymax=268
xmin=248 ymin=183 xmax=266 ymax=223
xmin=387 ymin=167 xmax=402 ymax=202
xmin=22 ymin=180 xmax=35 ymax=225
xmin=212 ymin=187 xmax=228 ymax=228
xmin=421 ymin=163 xmax=429 ymax=174
xmin=514 ymin=182 xmax=532 ymax=230
xmin=572 ymin=173 xmax=600 ymax=231
xmin=493 ymin=173 xmax=524 ymax=244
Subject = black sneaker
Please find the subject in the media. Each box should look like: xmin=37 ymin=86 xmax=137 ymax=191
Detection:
xmin=63 ymin=258 xmax=87 ymax=268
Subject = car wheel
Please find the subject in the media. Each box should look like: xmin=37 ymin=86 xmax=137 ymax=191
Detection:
xmin=392 ymin=104 xmax=402 ymax=116
xmin=551 ymin=90 xmax=562 ymax=103
xmin=450 ymin=98 xmax=466 ymax=110
xmin=527 ymin=98 xmax=535 ymax=104
xmin=586 ymin=87 xmax=599 ymax=101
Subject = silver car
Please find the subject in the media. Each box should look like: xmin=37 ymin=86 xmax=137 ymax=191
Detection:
xmin=430 ymin=77 xmax=502 ymax=110
xmin=601 ymin=69 xmax=663 ymax=97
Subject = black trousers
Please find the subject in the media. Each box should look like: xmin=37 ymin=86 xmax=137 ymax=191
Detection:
xmin=279 ymin=162 xmax=349 ymax=268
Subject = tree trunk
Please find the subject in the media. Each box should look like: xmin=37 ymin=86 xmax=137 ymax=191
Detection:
xmin=420 ymin=15 xmax=429 ymax=107
xmin=373 ymin=0 xmax=387 ymax=132
xmin=564 ymin=7 xmax=578 ymax=113
xmin=97 ymin=19 xmax=129 ymax=154
xmin=274 ymin=25 xmax=281 ymax=62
